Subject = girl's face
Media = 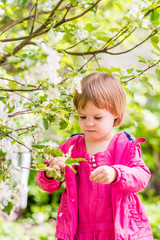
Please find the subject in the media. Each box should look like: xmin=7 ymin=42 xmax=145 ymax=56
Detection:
xmin=78 ymin=101 xmax=116 ymax=142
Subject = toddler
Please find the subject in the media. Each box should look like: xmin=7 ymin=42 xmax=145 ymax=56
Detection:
xmin=37 ymin=72 xmax=153 ymax=240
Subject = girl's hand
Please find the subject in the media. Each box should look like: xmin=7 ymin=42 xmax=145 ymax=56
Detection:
xmin=89 ymin=166 xmax=117 ymax=184
xmin=49 ymin=156 xmax=67 ymax=170
xmin=46 ymin=156 xmax=67 ymax=178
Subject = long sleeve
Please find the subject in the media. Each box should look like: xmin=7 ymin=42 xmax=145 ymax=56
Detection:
xmin=36 ymin=141 xmax=67 ymax=193
xmin=36 ymin=170 xmax=62 ymax=193
xmin=112 ymin=145 xmax=151 ymax=193
xmin=36 ymin=135 xmax=80 ymax=193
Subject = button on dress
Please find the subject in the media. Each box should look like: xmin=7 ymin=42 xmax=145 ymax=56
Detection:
xmin=74 ymin=136 xmax=116 ymax=240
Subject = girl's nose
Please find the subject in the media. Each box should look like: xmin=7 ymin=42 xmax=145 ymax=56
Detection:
xmin=86 ymin=120 xmax=95 ymax=127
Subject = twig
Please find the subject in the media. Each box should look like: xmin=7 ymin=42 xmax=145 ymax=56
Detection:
xmin=7 ymin=126 xmax=36 ymax=135
xmin=107 ymin=25 xmax=160 ymax=55
xmin=64 ymin=38 xmax=87 ymax=51
xmin=144 ymin=5 xmax=160 ymax=17
xmin=0 ymin=11 xmax=52 ymax=36
xmin=62 ymin=3 xmax=73 ymax=20
xmin=54 ymin=0 xmax=102 ymax=26
xmin=18 ymin=166 xmax=44 ymax=171
xmin=8 ymin=109 xmax=32 ymax=118
xmin=30 ymin=0 xmax=38 ymax=34
xmin=0 ymin=76 xmax=36 ymax=87
xmin=0 ymin=83 xmax=43 ymax=92
xmin=14 ymin=91 xmax=37 ymax=104
xmin=124 ymin=59 xmax=160 ymax=83
xmin=6 ymin=134 xmax=32 ymax=152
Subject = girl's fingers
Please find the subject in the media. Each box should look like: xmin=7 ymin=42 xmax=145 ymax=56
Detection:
xmin=49 ymin=157 xmax=66 ymax=169
xmin=90 ymin=166 xmax=117 ymax=184
xmin=52 ymin=165 xmax=60 ymax=170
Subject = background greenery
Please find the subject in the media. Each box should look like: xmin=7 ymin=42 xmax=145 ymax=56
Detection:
xmin=0 ymin=0 xmax=160 ymax=239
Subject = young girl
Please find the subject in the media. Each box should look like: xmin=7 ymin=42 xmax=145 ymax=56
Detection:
xmin=36 ymin=72 xmax=153 ymax=240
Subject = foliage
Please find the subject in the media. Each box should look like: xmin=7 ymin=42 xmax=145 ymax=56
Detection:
xmin=0 ymin=0 xmax=160 ymax=214
xmin=0 ymin=196 xmax=160 ymax=239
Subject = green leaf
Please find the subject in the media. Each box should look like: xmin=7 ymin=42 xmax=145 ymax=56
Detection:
xmin=6 ymin=56 xmax=21 ymax=64
xmin=51 ymin=111 xmax=71 ymax=126
xmin=151 ymin=35 xmax=159 ymax=44
xmin=20 ymin=0 xmax=28 ymax=8
xmin=59 ymin=119 xmax=68 ymax=130
xmin=0 ymin=97 xmax=5 ymax=101
xmin=65 ymin=157 xmax=86 ymax=166
xmin=127 ymin=68 xmax=134 ymax=74
xmin=150 ymin=10 xmax=160 ymax=23
xmin=52 ymin=170 xmax=65 ymax=181
xmin=68 ymin=145 xmax=74 ymax=157
xmin=151 ymin=42 xmax=160 ymax=52
xmin=45 ymin=147 xmax=63 ymax=157
xmin=95 ymin=67 xmax=111 ymax=74
xmin=71 ymin=0 xmax=76 ymax=4
xmin=36 ymin=163 xmax=48 ymax=170
xmin=84 ymin=23 xmax=100 ymax=32
xmin=66 ymin=165 xmax=77 ymax=174
xmin=125 ymin=88 xmax=134 ymax=98
xmin=32 ymin=144 xmax=47 ymax=149
xmin=9 ymin=81 xmax=17 ymax=89
xmin=0 ymin=130 xmax=6 ymax=138
xmin=136 ymin=55 xmax=147 ymax=64
xmin=3 ymin=202 xmax=14 ymax=215
xmin=43 ymin=118 xmax=49 ymax=130
xmin=156 ymin=69 xmax=160 ymax=81
xmin=94 ymin=32 xmax=110 ymax=42
xmin=141 ymin=76 xmax=148 ymax=82
xmin=8 ymin=104 xmax=15 ymax=113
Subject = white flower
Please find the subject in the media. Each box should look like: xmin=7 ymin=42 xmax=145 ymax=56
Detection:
xmin=8 ymin=93 xmax=21 ymax=108
xmin=29 ymin=126 xmax=44 ymax=144
xmin=0 ymin=7 xmax=5 ymax=17
xmin=46 ymin=86 xmax=60 ymax=100
xmin=0 ymin=181 xmax=13 ymax=207
xmin=143 ymin=110 xmax=159 ymax=130
xmin=0 ymin=46 xmax=4 ymax=54
xmin=0 ymin=138 xmax=12 ymax=153
xmin=128 ymin=4 xmax=140 ymax=18
xmin=29 ymin=43 xmax=62 ymax=85
xmin=76 ymin=28 xmax=88 ymax=40
xmin=74 ymin=76 xmax=82 ymax=94
xmin=142 ymin=19 xmax=149 ymax=28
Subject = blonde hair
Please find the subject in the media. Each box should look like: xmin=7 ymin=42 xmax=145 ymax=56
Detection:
xmin=73 ymin=72 xmax=126 ymax=127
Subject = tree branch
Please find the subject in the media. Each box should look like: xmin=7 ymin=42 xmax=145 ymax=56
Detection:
xmin=18 ymin=166 xmax=44 ymax=171
xmin=8 ymin=109 xmax=32 ymax=118
xmin=53 ymin=0 xmax=102 ymax=29
xmin=107 ymin=26 xmax=160 ymax=55
xmin=124 ymin=59 xmax=160 ymax=83
xmin=0 ymin=76 xmax=36 ymax=87
xmin=14 ymin=91 xmax=37 ymax=104
xmin=6 ymin=126 xmax=36 ymax=135
xmin=63 ymin=25 xmax=160 ymax=56
xmin=6 ymin=134 xmax=32 ymax=152
xmin=0 ymin=11 xmax=52 ymax=36
xmin=0 ymin=83 xmax=43 ymax=92
xmin=144 ymin=5 xmax=160 ymax=17
xmin=0 ymin=0 xmax=102 ymax=65
xmin=30 ymin=0 xmax=38 ymax=35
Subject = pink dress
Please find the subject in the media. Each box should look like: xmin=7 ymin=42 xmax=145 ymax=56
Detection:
xmin=74 ymin=136 xmax=116 ymax=240
xmin=37 ymin=133 xmax=153 ymax=240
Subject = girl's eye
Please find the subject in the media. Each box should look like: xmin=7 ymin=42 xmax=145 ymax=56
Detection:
xmin=80 ymin=116 xmax=86 ymax=119
xmin=95 ymin=117 xmax=102 ymax=120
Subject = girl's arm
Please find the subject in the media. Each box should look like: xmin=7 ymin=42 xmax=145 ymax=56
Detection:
xmin=112 ymin=146 xmax=151 ymax=192
xmin=36 ymin=134 xmax=80 ymax=193
xmin=36 ymin=142 xmax=67 ymax=193
xmin=36 ymin=162 xmax=62 ymax=193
